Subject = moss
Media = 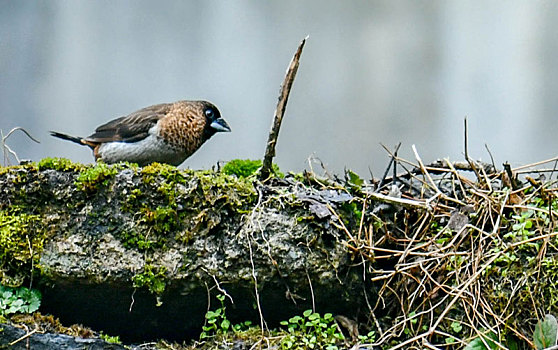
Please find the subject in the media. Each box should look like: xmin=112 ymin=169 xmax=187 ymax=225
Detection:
xmin=75 ymin=162 xmax=120 ymax=192
xmin=339 ymin=201 xmax=363 ymax=226
xmin=0 ymin=208 xmax=44 ymax=286
xmin=141 ymin=206 xmax=179 ymax=235
xmin=128 ymin=188 xmax=142 ymax=201
xmin=0 ymin=165 xmax=35 ymax=189
xmin=157 ymin=182 xmax=180 ymax=208
xmin=118 ymin=165 xmax=258 ymax=250
xmin=139 ymin=162 xmax=257 ymax=212
xmin=0 ymin=162 xmax=38 ymax=177
xmin=141 ymin=162 xmax=186 ymax=185
xmin=196 ymin=171 xmax=256 ymax=209
xmin=222 ymin=159 xmax=262 ymax=178
xmin=132 ymin=265 xmax=167 ymax=297
xmin=99 ymin=332 xmax=122 ymax=344
xmin=125 ymin=168 xmax=257 ymax=249
xmin=0 ymin=166 xmax=10 ymax=177
xmin=120 ymin=229 xmax=158 ymax=251
xmin=11 ymin=312 xmax=95 ymax=338
xmin=36 ymin=157 xmax=82 ymax=172
xmin=122 ymin=188 xmax=143 ymax=212
xmin=221 ymin=159 xmax=284 ymax=178
xmin=1 ymin=160 xmax=272 ymax=305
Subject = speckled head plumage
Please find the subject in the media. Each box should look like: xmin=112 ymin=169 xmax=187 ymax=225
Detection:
xmin=50 ymin=100 xmax=231 ymax=166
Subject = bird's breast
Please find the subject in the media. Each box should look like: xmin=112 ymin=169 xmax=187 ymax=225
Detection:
xmin=159 ymin=113 xmax=207 ymax=155
xmin=97 ymin=125 xmax=187 ymax=166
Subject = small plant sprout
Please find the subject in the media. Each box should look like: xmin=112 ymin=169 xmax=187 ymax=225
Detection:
xmin=200 ymin=294 xmax=252 ymax=340
xmin=279 ymin=310 xmax=345 ymax=349
xmin=0 ymin=285 xmax=41 ymax=316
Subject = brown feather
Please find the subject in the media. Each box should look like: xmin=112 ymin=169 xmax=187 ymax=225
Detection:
xmin=159 ymin=101 xmax=209 ymax=156
xmin=84 ymin=103 xmax=172 ymax=143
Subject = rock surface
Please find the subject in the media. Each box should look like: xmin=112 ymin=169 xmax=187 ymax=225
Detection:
xmin=0 ymin=323 xmax=127 ymax=350
xmin=0 ymin=162 xmax=368 ymax=342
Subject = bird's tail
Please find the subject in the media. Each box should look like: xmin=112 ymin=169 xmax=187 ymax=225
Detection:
xmin=50 ymin=131 xmax=85 ymax=146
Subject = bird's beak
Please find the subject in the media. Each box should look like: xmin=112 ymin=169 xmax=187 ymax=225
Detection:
xmin=210 ymin=118 xmax=231 ymax=133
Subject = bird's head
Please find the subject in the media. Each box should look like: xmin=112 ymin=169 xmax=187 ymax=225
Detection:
xmin=200 ymin=101 xmax=231 ymax=140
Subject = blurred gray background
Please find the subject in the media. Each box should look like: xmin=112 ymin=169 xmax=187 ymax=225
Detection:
xmin=2 ymin=1 xmax=558 ymax=177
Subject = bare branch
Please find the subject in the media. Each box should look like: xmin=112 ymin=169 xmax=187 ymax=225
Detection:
xmin=1 ymin=126 xmax=40 ymax=166
xmin=260 ymin=36 xmax=308 ymax=180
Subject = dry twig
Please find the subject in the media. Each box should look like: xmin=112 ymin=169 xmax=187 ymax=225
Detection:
xmin=1 ymin=126 xmax=40 ymax=166
xmin=260 ymin=36 xmax=308 ymax=180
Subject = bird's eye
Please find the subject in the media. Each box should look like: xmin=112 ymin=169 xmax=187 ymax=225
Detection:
xmin=204 ymin=108 xmax=215 ymax=119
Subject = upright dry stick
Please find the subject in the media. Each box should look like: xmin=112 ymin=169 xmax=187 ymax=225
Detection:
xmin=464 ymin=117 xmax=483 ymax=183
xmin=260 ymin=36 xmax=308 ymax=180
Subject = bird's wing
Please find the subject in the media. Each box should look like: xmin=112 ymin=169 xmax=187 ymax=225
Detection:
xmin=85 ymin=103 xmax=172 ymax=143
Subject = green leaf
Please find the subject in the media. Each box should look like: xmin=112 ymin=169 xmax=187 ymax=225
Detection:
xmin=289 ymin=315 xmax=302 ymax=324
xmin=220 ymin=319 xmax=230 ymax=331
xmin=451 ymin=321 xmax=463 ymax=333
xmin=506 ymin=337 xmax=519 ymax=350
xmin=308 ymin=313 xmax=319 ymax=321
xmin=27 ymin=298 xmax=40 ymax=313
xmin=347 ymin=170 xmax=364 ymax=187
xmin=464 ymin=332 xmax=499 ymax=350
xmin=5 ymin=307 xmax=17 ymax=314
xmin=534 ymin=314 xmax=558 ymax=349
xmin=303 ymin=309 xmax=313 ymax=317
xmin=464 ymin=338 xmax=488 ymax=350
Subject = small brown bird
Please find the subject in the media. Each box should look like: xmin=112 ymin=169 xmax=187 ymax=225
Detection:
xmin=50 ymin=100 xmax=231 ymax=166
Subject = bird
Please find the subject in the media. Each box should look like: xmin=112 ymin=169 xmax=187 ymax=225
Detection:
xmin=50 ymin=100 xmax=231 ymax=166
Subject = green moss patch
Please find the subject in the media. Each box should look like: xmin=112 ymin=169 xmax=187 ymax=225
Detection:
xmin=140 ymin=206 xmax=179 ymax=235
xmin=0 ymin=208 xmax=44 ymax=286
xmin=141 ymin=162 xmax=185 ymax=183
xmin=75 ymin=162 xmax=121 ymax=192
xmin=37 ymin=157 xmax=83 ymax=172
xmin=222 ymin=159 xmax=283 ymax=178
xmin=132 ymin=264 xmax=167 ymax=297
